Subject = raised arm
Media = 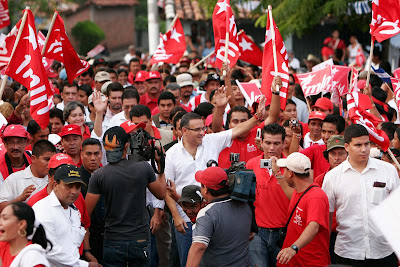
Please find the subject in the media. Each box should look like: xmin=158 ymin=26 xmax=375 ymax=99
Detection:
xmin=264 ymin=76 xmax=282 ymax=125
xmin=92 ymin=91 xmax=108 ymax=138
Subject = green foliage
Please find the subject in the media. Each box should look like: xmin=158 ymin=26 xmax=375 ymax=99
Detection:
xmin=135 ymin=0 xmax=148 ymax=31
xmin=71 ymin=20 xmax=105 ymax=55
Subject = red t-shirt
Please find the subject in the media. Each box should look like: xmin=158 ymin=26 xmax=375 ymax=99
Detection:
xmin=27 ymin=186 xmax=90 ymax=255
xmin=218 ymin=127 xmax=263 ymax=169
xmin=247 ymin=154 xmax=291 ymax=228
xmin=278 ymin=183 xmax=330 ymax=267
xmin=0 ymin=242 xmax=45 ymax=267
xmin=83 ymin=124 xmax=91 ymax=140
xmin=315 ymin=170 xmax=338 ymax=233
xmin=301 ymin=144 xmax=330 ymax=180
xmin=0 ymin=152 xmax=32 ymax=180
xmin=139 ymin=93 xmax=158 ymax=112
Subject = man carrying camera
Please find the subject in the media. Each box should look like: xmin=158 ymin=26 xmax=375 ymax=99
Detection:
xmin=246 ymin=123 xmax=293 ymax=267
xmin=85 ymin=126 xmax=166 ymax=266
xmin=186 ymin=167 xmax=252 ymax=267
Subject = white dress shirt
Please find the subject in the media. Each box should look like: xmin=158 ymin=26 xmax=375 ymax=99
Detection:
xmin=108 ymin=110 xmax=128 ymax=128
xmin=165 ymin=129 xmax=233 ymax=222
xmin=56 ymin=101 xmax=65 ymax=111
xmin=322 ymin=157 xmax=400 ymax=260
xmin=303 ymin=132 xmax=324 ymax=148
xmin=33 ymin=191 xmax=88 ymax=267
xmin=0 ymin=166 xmax=48 ymax=203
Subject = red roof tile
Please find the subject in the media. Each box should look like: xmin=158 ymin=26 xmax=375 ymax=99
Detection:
xmin=89 ymin=0 xmax=138 ymax=6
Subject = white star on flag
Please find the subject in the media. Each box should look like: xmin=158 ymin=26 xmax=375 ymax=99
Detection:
xmin=393 ymin=80 xmax=400 ymax=91
xmin=265 ymin=19 xmax=274 ymax=44
xmin=170 ymin=28 xmax=182 ymax=43
xmin=239 ymin=37 xmax=253 ymax=51
xmin=216 ymin=0 xmax=230 ymax=15
xmin=331 ymin=67 xmax=339 ymax=76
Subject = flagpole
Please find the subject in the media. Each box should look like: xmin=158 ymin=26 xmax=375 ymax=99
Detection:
xmin=0 ymin=7 xmax=30 ymax=103
xmin=238 ymin=29 xmax=244 ymax=36
xmin=306 ymin=97 xmax=312 ymax=113
xmin=349 ymin=67 xmax=354 ymax=93
xmin=365 ymin=39 xmax=374 ymax=89
xmin=189 ymin=51 xmax=214 ymax=72
xmin=222 ymin=33 xmax=229 ymax=78
xmin=41 ymin=11 xmax=58 ymax=56
xmin=268 ymin=5 xmax=279 ymax=93
xmin=388 ymin=148 xmax=400 ymax=171
xmin=166 ymin=15 xmax=178 ymax=32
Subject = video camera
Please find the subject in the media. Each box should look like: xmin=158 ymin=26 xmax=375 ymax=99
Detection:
xmin=128 ymin=128 xmax=165 ymax=174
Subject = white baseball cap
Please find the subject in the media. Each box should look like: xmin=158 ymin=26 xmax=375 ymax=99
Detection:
xmin=277 ymin=152 xmax=311 ymax=174
xmin=177 ymin=73 xmax=195 ymax=88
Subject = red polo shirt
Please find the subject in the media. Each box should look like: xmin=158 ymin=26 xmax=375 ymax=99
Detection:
xmin=218 ymin=127 xmax=262 ymax=169
xmin=278 ymin=183 xmax=330 ymax=267
xmin=301 ymin=144 xmax=330 ymax=180
xmin=139 ymin=93 xmax=158 ymax=112
xmin=247 ymin=154 xmax=291 ymax=228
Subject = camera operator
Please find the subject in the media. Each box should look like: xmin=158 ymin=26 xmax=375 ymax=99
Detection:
xmin=186 ymin=167 xmax=252 ymax=267
xmin=85 ymin=126 xmax=166 ymax=266
xmin=246 ymin=123 xmax=294 ymax=267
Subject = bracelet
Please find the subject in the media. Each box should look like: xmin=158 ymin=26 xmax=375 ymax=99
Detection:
xmin=293 ymin=133 xmax=302 ymax=139
xmin=83 ymin=249 xmax=91 ymax=254
xmin=272 ymin=91 xmax=280 ymax=95
xmin=254 ymin=113 xmax=264 ymax=121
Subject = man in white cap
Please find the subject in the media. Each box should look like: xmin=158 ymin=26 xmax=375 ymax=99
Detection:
xmin=94 ymin=71 xmax=111 ymax=92
xmin=273 ymin=152 xmax=330 ymax=267
xmin=176 ymin=73 xmax=196 ymax=109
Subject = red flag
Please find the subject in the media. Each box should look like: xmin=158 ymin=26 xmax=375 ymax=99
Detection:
xmin=43 ymin=12 xmax=89 ymax=84
xmin=347 ymin=92 xmax=390 ymax=151
xmin=236 ymin=80 xmax=262 ymax=106
xmin=5 ymin=9 xmax=53 ymax=129
xmin=0 ymin=25 xmax=17 ymax=70
xmin=355 ymin=45 xmax=366 ymax=67
xmin=370 ymin=0 xmax=400 ymax=42
xmin=330 ymin=66 xmax=351 ymax=105
xmin=150 ymin=18 xmax=186 ymax=65
xmin=261 ymin=8 xmax=289 ymax=110
xmin=391 ymin=78 xmax=400 ymax=115
xmin=393 ymin=68 xmax=400 ymax=79
xmin=350 ymin=67 xmax=359 ymax=94
xmin=297 ymin=66 xmax=332 ymax=97
xmin=87 ymin=44 xmax=105 ymax=59
xmin=212 ymin=0 xmax=240 ymax=69
xmin=238 ymin=31 xmax=263 ymax=66
xmin=37 ymin=31 xmax=54 ymax=74
xmin=0 ymin=0 xmax=9 ymax=30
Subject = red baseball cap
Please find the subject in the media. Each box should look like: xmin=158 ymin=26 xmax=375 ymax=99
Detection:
xmin=120 ymin=121 xmax=146 ymax=134
xmin=205 ymin=114 xmax=213 ymax=127
xmin=146 ymin=71 xmax=161 ymax=81
xmin=195 ymin=167 xmax=228 ymax=190
xmin=48 ymin=153 xmax=75 ymax=169
xmin=308 ymin=111 xmax=326 ymax=121
xmin=59 ymin=124 xmax=82 ymax=137
xmin=312 ymin=97 xmax=333 ymax=111
xmin=134 ymin=71 xmax=148 ymax=82
xmin=2 ymin=125 xmax=29 ymax=139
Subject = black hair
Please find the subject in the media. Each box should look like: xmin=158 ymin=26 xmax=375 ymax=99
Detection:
xmin=129 ymin=58 xmax=140 ymax=64
xmin=170 ymin=106 xmax=186 ymax=121
xmin=106 ymin=82 xmax=124 ymax=96
xmin=163 ymin=75 xmax=176 ymax=86
xmin=78 ymin=84 xmax=92 ymax=97
xmin=209 ymin=89 xmax=217 ymax=102
xmin=10 ymin=202 xmax=52 ymax=250
xmin=293 ymin=172 xmax=310 ymax=179
xmin=381 ymin=122 xmax=397 ymax=140
xmin=323 ymin=114 xmax=346 ymax=134
xmin=82 ymin=138 xmax=102 ymax=150
xmin=158 ymin=91 xmax=176 ymax=105
xmin=49 ymin=108 xmax=65 ymax=125
xmin=285 ymin=99 xmax=296 ymax=107
xmin=80 ymin=67 xmax=94 ymax=78
xmin=129 ymin=104 xmax=151 ymax=120
xmin=227 ymin=106 xmax=251 ymax=125
xmin=180 ymin=112 xmax=202 ymax=128
xmin=32 ymin=140 xmax=56 ymax=157
xmin=204 ymin=183 xmax=230 ymax=197
xmin=173 ymin=111 xmax=187 ymax=129
xmin=106 ymin=68 xmax=117 ymax=76
xmin=117 ymin=68 xmax=129 ymax=76
xmin=344 ymin=124 xmax=369 ymax=144
xmin=194 ymin=102 xmax=214 ymax=119
xmin=59 ymin=80 xmax=78 ymax=93
xmin=231 ymin=69 xmax=245 ymax=81
xmin=395 ymin=127 xmax=400 ymax=141
xmin=122 ymin=89 xmax=140 ymax=103
xmin=369 ymin=74 xmax=383 ymax=88
xmin=261 ymin=123 xmax=286 ymax=142
xmin=27 ymin=120 xmax=42 ymax=135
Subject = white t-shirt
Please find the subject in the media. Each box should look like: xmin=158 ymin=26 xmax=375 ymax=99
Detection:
xmin=303 ymin=132 xmax=324 ymax=149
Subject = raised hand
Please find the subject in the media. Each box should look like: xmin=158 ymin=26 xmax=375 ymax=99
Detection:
xmin=214 ymin=86 xmax=231 ymax=109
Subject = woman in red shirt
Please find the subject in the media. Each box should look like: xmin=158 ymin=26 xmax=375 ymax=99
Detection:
xmin=0 ymin=202 xmax=50 ymax=267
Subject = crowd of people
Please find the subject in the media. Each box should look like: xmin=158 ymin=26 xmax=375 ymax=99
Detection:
xmin=0 ymin=29 xmax=398 ymax=267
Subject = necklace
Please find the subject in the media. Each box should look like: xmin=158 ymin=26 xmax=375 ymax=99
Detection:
xmin=12 ymin=162 xmax=24 ymax=168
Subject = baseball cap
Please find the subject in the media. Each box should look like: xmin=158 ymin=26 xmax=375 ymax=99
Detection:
xmin=59 ymin=124 xmax=82 ymax=138
xmin=134 ymin=71 xmax=148 ymax=82
xmin=54 ymin=164 xmax=86 ymax=185
xmin=178 ymin=185 xmax=202 ymax=203
xmin=308 ymin=111 xmax=326 ymax=121
xmin=205 ymin=73 xmax=220 ymax=84
xmin=2 ymin=124 xmax=29 ymax=139
xmin=101 ymin=81 xmax=113 ymax=94
xmin=205 ymin=114 xmax=213 ymax=127
xmin=94 ymin=71 xmax=111 ymax=82
xmin=277 ymin=152 xmax=311 ymax=174
xmin=177 ymin=73 xmax=195 ymax=88
xmin=306 ymin=54 xmax=321 ymax=64
xmin=103 ymin=126 xmax=129 ymax=163
xmin=93 ymin=58 xmax=106 ymax=66
xmin=120 ymin=121 xmax=146 ymax=134
xmin=146 ymin=71 xmax=161 ymax=81
xmin=88 ymin=92 xmax=106 ymax=105
xmin=48 ymin=153 xmax=75 ymax=169
xmin=195 ymin=167 xmax=228 ymax=190
xmin=326 ymin=135 xmax=345 ymax=152
xmin=312 ymin=98 xmax=333 ymax=111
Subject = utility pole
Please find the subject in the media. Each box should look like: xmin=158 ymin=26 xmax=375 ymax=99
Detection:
xmin=147 ymin=0 xmax=159 ymax=55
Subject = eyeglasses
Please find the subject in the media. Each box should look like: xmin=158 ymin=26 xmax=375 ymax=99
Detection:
xmin=185 ymin=127 xmax=207 ymax=132
xmin=289 ymin=82 xmax=295 ymax=85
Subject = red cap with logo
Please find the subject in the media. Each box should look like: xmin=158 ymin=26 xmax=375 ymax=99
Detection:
xmin=48 ymin=153 xmax=75 ymax=169
xmin=134 ymin=71 xmax=148 ymax=82
xmin=308 ymin=111 xmax=327 ymax=121
xmin=312 ymin=97 xmax=333 ymax=112
xmin=146 ymin=71 xmax=161 ymax=81
xmin=59 ymin=124 xmax=82 ymax=137
xmin=2 ymin=125 xmax=29 ymax=139
xmin=195 ymin=167 xmax=228 ymax=190
xmin=120 ymin=121 xmax=146 ymax=134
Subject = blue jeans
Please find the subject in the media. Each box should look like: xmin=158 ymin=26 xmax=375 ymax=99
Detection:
xmin=174 ymin=221 xmax=192 ymax=267
xmin=103 ymin=239 xmax=151 ymax=267
xmin=249 ymin=228 xmax=282 ymax=267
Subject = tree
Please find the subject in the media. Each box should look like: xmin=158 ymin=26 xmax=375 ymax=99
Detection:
xmin=71 ymin=20 xmax=105 ymax=55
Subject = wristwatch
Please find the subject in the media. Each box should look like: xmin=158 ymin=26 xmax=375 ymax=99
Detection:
xmin=291 ymin=244 xmax=299 ymax=253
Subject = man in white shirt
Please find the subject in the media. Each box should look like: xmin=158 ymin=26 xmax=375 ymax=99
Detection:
xmin=33 ymin=164 xmax=101 ymax=267
xmin=108 ymin=89 xmax=140 ymax=128
xmin=124 ymin=45 xmax=136 ymax=64
xmin=322 ymin=124 xmax=399 ymax=266
xmin=303 ymin=111 xmax=326 ymax=148
xmin=0 ymin=140 xmax=56 ymax=212
xmin=56 ymin=80 xmax=79 ymax=111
